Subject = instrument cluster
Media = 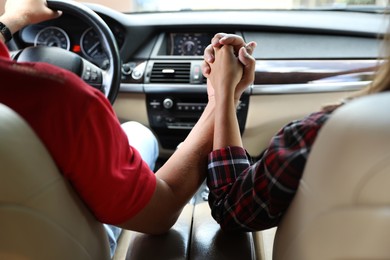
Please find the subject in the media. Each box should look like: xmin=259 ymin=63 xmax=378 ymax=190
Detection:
xmin=18 ymin=15 xmax=125 ymax=68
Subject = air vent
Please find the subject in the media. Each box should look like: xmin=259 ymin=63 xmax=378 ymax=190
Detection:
xmin=150 ymin=62 xmax=191 ymax=83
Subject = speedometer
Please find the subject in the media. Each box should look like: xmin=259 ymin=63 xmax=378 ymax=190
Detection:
xmin=34 ymin=26 xmax=70 ymax=50
xmin=80 ymin=28 xmax=107 ymax=61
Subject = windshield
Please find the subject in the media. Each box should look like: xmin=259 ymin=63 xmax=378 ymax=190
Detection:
xmin=89 ymin=0 xmax=388 ymax=13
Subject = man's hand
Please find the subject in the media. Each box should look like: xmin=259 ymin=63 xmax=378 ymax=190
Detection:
xmin=1 ymin=0 xmax=61 ymax=34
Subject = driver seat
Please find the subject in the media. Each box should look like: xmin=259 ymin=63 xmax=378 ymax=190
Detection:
xmin=0 ymin=103 xmax=111 ymax=260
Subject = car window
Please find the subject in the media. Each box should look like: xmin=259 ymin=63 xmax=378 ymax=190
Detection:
xmin=78 ymin=0 xmax=387 ymax=13
xmin=0 ymin=0 xmax=386 ymax=19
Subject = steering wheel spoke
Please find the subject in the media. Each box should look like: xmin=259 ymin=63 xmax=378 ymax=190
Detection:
xmin=81 ymin=58 xmax=104 ymax=91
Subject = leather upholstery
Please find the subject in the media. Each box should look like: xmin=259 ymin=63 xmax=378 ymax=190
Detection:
xmin=189 ymin=183 xmax=256 ymax=260
xmin=119 ymin=202 xmax=194 ymax=260
xmin=0 ymin=103 xmax=110 ymax=260
xmin=273 ymin=92 xmax=390 ymax=260
xmin=116 ymin=183 xmax=257 ymax=260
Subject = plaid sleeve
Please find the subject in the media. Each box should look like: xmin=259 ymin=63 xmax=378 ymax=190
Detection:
xmin=207 ymin=146 xmax=251 ymax=189
xmin=207 ymin=111 xmax=330 ymax=231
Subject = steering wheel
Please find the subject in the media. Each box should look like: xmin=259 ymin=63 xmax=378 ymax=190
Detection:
xmin=14 ymin=0 xmax=121 ymax=104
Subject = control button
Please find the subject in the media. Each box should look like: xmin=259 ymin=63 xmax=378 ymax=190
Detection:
xmin=193 ymin=65 xmax=200 ymax=80
xmin=129 ymin=61 xmax=146 ymax=80
xmin=163 ymin=98 xmax=174 ymax=109
xmin=83 ymin=71 xmax=91 ymax=81
xmin=166 ymin=117 xmax=175 ymax=123
xmin=121 ymin=64 xmax=133 ymax=75
xmin=153 ymin=115 xmax=162 ymax=123
xmin=132 ymin=69 xmax=143 ymax=80
xmin=149 ymin=100 xmax=161 ymax=109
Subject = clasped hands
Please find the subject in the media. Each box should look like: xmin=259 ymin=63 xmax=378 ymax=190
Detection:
xmin=201 ymin=33 xmax=257 ymax=103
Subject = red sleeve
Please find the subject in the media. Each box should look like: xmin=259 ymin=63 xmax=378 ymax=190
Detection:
xmin=65 ymin=92 xmax=157 ymax=224
xmin=0 ymin=41 xmax=10 ymax=59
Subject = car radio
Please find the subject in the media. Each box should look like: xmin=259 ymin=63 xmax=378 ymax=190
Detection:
xmin=147 ymin=93 xmax=249 ymax=149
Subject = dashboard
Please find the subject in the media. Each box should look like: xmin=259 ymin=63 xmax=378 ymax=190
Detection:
xmin=10 ymin=4 xmax=387 ymax=157
xmin=17 ymin=14 xmax=213 ymax=67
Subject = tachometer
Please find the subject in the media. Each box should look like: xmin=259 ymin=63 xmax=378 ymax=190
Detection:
xmin=34 ymin=26 xmax=70 ymax=50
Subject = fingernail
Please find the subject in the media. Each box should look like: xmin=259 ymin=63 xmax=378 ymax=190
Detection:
xmin=249 ymin=42 xmax=257 ymax=48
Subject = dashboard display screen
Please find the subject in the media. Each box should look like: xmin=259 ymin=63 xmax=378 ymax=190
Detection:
xmin=169 ymin=33 xmax=212 ymax=56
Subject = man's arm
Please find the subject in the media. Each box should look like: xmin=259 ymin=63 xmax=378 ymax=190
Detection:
xmin=118 ymin=99 xmax=215 ymax=234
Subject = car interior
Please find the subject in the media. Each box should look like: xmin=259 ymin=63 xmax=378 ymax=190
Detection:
xmin=1 ymin=0 xmax=389 ymax=259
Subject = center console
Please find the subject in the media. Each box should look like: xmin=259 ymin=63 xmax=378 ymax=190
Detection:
xmin=147 ymin=93 xmax=249 ymax=149
xmin=121 ymin=31 xmax=249 ymax=150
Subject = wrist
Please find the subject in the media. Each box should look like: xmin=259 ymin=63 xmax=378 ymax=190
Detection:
xmin=215 ymin=94 xmax=236 ymax=112
xmin=0 ymin=14 xmax=26 ymax=36
xmin=215 ymin=88 xmax=235 ymax=100
xmin=0 ymin=21 xmax=12 ymax=43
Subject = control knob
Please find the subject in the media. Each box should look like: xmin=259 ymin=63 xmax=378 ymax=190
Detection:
xmin=163 ymin=98 xmax=174 ymax=109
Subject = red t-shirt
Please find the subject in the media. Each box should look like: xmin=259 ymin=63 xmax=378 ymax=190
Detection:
xmin=0 ymin=42 xmax=156 ymax=224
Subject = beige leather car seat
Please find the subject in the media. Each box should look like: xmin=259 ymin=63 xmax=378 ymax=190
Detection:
xmin=272 ymin=92 xmax=390 ymax=260
xmin=0 ymin=103 xmax=110 ymax=260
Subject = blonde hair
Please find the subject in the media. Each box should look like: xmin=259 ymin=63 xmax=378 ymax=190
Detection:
xmin=355 ymin=2 xmax=390 ymax=98
xmin=354 ymin=31 xmax=390 ymax=97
